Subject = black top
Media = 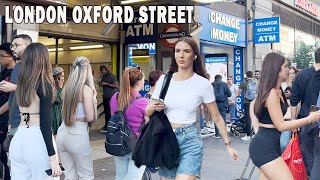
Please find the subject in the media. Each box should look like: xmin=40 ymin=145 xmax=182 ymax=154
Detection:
xmin=259 ymin=99 xmax=288 ymax=124
xmin=20 ymin=84 xmax=55 ymax=156
xmin=38 ymin=84 xmax=55 ymax=156
xmin=290 ymin=67 xmax=320 ymax=134
xmin=101 ymin=72 xmax=118 ymax=98
xmin=0 ymin=67 xmax=13 ymax=125
xmin=290 ymin=67 xmax=316 ymax=118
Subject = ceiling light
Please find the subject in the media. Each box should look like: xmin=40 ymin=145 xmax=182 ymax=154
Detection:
xmin=48 ymin=48 xmax=63 ymax=52
xmin=69 ymin=45 xmax=104 ymax=50
xmin=120 ymin=0 xmax=151 ymax=5
xmin=192 ymin=0 xmax=235 ymax=3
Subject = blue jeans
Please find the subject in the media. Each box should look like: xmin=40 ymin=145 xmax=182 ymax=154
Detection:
xmin=159 ymin=123 xmax=203 ymax=179
xmin=280 ymin=130 xmax=292 ymax=153
xmin=114 ymin=153 xmax=146 ymax=180
xmin=228 ymin=105 xmax=237 ymax=123
xmin=200 ymin=111 xmax=205 ymax=129
xmin=215 ymin=105 xmax=227 ymax=137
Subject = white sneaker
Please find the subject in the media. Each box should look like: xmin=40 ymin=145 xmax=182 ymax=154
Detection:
xmin=206 ymin=127 xmax=215 ymax=133
xmin=241 ymin=135 xmax=251 ymax=141
xmin=205 ymin=123 xmax=214 ymax=129
xmin=200 ymin=128 xmax=209 ymax=134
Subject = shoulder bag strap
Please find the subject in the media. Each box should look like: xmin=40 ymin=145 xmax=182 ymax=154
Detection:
xmin=159 ymin=72 xmax=173 ymax=100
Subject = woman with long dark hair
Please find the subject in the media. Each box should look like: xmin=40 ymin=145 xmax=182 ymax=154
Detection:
xmin=9 ymin=43 xmax=62 ymax=179
xmin=146 ymin=37 xmax=239 ymax=180
xmin=249 ymin=53 xmax=320 ymax=179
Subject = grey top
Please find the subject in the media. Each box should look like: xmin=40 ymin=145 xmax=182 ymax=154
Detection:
xmin=8 ymin=62 xmax=21 ymax=129
xmin=101 ymin=72 xmax=118 ymax=98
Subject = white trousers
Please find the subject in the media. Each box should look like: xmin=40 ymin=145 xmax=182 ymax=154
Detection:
xmin=9 ymin=126 xmax=53 ymax=180
xmin=56 ymin=122 xmax=94 ymax=180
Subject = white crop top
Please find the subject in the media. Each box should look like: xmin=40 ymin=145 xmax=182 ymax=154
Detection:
xmin=151 ymin=73 xmax=215 ymax=124
xmin=76 ymin=103 xmax=85 ymax=118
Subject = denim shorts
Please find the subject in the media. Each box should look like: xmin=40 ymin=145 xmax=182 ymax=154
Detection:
xmin=159 ymin=123 xmax=203 ymax=179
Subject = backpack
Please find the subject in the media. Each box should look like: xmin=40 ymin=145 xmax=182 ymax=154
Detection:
xmin=213 ymin=82 xmax=225 ymax=102
xmin=105 ymin=93 xmax=141 ymax=156
xmin=245 ymin=80 xmax=257 ymax=101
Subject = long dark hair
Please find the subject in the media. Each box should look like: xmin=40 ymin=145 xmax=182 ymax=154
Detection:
xmin=16 ymin=43 xmax=54 ymax=106
xmin=169 ymin=37 xmax=208 ymax=79
xmin=254 ymin=53 xmax=288 ymax=119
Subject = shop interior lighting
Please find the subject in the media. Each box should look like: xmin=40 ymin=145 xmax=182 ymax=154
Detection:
xmin=131 ymin=56 xmax=150 ymax=58
xmin=120 ymin=0 xmax=152 ymax=4
xmin=48 ymin=48 xmax=63 ymax=52
xmin=192 ymin=0 xmax=237 ymax=3
xmin=69 ymin=45 xmax=104 ymax=50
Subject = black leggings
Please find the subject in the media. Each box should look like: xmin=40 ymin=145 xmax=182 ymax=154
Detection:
xmin=249 ymin=128 xmax=281 ymax=168
xmin=103 ymin=97 xmax=112 ymax=128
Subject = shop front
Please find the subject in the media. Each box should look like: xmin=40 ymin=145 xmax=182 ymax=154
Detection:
xmin=272 ymin=0 xmax=320 ymax=69
xmin=195 ymin=5 xmax=246 ymax=111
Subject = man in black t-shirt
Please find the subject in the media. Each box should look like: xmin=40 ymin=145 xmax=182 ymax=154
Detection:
xmin=99 ymin=65 xmax=119 ymax=132
xmin=0 ymin=42 xmax=16 ymax=180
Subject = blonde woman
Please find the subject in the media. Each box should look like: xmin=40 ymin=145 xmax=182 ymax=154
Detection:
xmin=56 ymin=57 xmax=97 ymax=180
xmin=9 ymin=43 xmax=62 ymax=179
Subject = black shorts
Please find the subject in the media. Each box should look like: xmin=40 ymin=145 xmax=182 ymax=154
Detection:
xmin=249 ymin=128 xmax=281 ymax=168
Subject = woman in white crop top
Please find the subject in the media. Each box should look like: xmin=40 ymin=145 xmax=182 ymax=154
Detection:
xmin=56 ymin=56 xmax=97 ymax=180
xmin=146 ymin=37 xmax=239 ymax=180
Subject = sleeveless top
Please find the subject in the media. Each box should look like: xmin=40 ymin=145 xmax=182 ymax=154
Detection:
xmin=75 ymin=103 xmax=85 ymax=119
xmin=259 ymin=98 xmax=288 ymax=124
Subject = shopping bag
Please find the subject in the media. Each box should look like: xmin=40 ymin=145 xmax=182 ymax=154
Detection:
xmin=282 ymin=132 xmax=308 ymax=180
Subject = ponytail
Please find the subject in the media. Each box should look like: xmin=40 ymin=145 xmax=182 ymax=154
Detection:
xmin=117 ymin=67 xmax=144 ymax=111
xmin=118 ymin=70 xmax=132 ymax=111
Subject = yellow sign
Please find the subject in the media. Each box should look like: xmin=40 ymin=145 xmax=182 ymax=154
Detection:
xmin=132 ymin=56 xmax=150 ymax=63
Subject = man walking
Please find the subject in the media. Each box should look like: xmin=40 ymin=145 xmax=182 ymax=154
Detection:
xmin=291 ymin=48 xmax=320 ymax=180
xmin=239 ymin=71 xmax=257 ymax=140
xmin=212 ymin=74 xmax=231 ymax=138
xmin=99 ymin=66 xmax=119 ymax=132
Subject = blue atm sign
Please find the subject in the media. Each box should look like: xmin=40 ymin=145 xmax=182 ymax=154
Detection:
xmin=253 ymin=17 xmax=280 ymax=44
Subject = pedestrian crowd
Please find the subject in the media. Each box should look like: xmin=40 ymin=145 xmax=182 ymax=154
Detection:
xmin=0 ymin=34 xmax=319 ymax=180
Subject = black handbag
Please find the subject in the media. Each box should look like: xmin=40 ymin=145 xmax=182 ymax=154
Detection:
xmin=132 ymin=72 xmax=180 ymax=170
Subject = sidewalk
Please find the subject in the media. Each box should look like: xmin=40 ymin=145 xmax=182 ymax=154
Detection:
xmin=60 ymin=130 xmax=258 ymax=180
xmin=88 ymin=130 xmax=258 ymax=180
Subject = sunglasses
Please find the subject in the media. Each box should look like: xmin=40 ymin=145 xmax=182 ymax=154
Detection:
xmin=227 ymin=79 xmax=232 ymax=80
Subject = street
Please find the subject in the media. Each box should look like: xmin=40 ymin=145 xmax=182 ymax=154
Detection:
xmin=85 ymin=130 xmax=259 ymax=180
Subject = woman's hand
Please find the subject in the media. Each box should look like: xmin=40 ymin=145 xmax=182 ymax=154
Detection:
xmin=49 ymin=157 xmax=62 ymax=177
xmin=150 ymin=99 xmax=166 ymax=112
xmin=308 ymin=111 xmax=320 ymax=123
xmin=227 ymin=146 xmax=240 ymax=161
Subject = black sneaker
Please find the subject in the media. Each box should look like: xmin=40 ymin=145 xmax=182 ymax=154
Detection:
xmin=100 ymin=127 xmax=107 ymax=133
